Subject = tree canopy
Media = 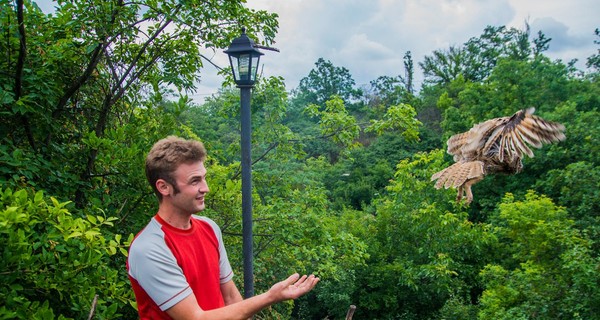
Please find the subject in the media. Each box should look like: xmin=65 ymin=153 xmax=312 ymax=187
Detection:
xmin=1 ymin=1 xmax=599 ymax=318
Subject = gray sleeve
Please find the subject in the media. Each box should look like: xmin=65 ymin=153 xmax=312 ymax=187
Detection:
xmin=196 ymin=216 xmax=235 ymax=283
xmin=128 ymin=225 xmax=192 ymax=311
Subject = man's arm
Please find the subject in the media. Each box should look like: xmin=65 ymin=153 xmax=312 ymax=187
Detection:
xmin=166 ymin=273 xmax=319 ymax=320
xmin=220 ymin=280 xmax=243 ymax=306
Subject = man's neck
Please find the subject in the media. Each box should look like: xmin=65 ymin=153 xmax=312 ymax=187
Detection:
xmin=157 ymin=205 xmax=193 ymax=230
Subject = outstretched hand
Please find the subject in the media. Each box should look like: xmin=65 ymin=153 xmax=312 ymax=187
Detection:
xmin=268 ymin=273 xmax=320 ymax=302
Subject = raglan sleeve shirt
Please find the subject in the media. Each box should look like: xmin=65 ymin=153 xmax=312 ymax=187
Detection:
xmin=127 ymin=215 xmax=234 ymax=317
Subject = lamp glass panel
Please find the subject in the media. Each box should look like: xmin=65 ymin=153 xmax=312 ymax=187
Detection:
xmin=229 ymin=56 xmax=241 ymax=81
xmin=250 ymin=55 xmax=260 ymax=81
xmin=238 ymin=54 xmax=250 ymax=80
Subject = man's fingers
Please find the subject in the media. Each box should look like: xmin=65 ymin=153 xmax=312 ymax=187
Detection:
xmin=293 ymin=274 xmax=308 ymax=286
xmin=306 ymin=275 xmax=320 ymax=289
xmin=296 ymin=275 xmax=319 ymax=291
xmin=284 ymin=273 xmax=300 ymax=286
xmin=284 ymin=273 xmax=320 ymax=292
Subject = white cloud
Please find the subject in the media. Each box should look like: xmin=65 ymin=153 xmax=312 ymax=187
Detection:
xmin=33 ymin=0 xmax=599 ymax=102
xmin=244 ymin=0 xmax=597 ymax=95
xmin=505 ymin=0 xmax=598 ymax=67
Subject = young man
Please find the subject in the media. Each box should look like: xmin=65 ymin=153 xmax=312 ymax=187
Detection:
xmin=127 ymin=136 xmax=319 ymax=319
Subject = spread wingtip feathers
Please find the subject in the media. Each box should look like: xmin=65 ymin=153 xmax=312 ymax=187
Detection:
xmin=431 ymin=108 xmax=565 ymax=204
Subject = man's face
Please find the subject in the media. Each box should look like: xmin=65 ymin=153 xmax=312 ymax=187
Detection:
xmin=169 ymin=160 xmax=209 ymax=215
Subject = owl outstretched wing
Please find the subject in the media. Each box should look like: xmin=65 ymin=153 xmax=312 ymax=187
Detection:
xmin=431 ymin=108 xmax=566 ymax=204
xmin=446 ymin=117 xmax=508 ymax=162
xmin=486 ymin=108 xmax=566 ymax=162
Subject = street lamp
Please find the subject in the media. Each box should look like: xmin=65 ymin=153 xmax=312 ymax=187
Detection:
xmin=224 ymin=28 xmax=263 ymax=299
xmin=224 ymin=28 xmax=264 ymax=86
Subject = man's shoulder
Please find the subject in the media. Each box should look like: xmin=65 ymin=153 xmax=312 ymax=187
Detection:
xmin=191 ymin=215 xmax=220 ymax=230
xmin=191 ymin=214 xmax=215 ymax=223
xmin=127 ymin=218 xmax=177 ymax=277
xmin=129 ymin=218 xmax=165 ymax=253
xmin=191 ymin=215 xmax=222 ymax=243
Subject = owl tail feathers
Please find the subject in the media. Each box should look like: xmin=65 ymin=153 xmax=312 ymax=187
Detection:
xmin=431 ymin=161 xmax=485 ymax=190
xmin=431 ymin=161 xmax=485 ymax=204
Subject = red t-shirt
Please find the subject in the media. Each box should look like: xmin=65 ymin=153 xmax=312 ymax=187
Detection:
xmin=127 ymin=215 xmax=234 ymax=319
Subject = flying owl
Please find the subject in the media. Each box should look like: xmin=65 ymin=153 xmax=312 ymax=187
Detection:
xmin=431 ymin=108 xmax=565 ymax=204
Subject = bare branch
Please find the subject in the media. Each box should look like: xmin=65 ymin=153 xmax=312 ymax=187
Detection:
xmin=231 ymin=142 xmax=279 ymax=180
xmin=200 ymin=53 xmax=225 ymax=71
xmin=55 ymin=0 xmax=127 ymax=112
xmin=87 ymin=294 xmax=99 ymax=320
xmin=345 ymin=305 xmax=357 ymax=320
xmin=112 ymin=5 xmax=181 ymax=96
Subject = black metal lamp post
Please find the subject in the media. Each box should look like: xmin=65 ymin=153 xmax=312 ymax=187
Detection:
xmin=224 ymin=28 xmax=263 ymax=299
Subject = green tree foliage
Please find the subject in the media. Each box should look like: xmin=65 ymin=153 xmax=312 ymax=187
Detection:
xmin=429 ymin=26 xmax=599 ymax=220
xmin=305 ymin=96 xmax=362 ymax=149
xmin=1 ymin=3 xmax=599 ymax=317
xmin=421 ymin=24 xmax=548 ymax=86
xmin=347 ymin=151 xmax=496 ymax=319
xmin=287 ymin=59 xmax=366 ymax=163
xmin=479 ymin=192 xmax=600 ymax=319
xmin=294 ymin=58 xmax=362 ymax=106
xmin=1 ymin=0 xmax=279 ymax=317
xmin=367 ymin=51 xmax=417 ymax=110
xmin=586 ymin=28 xmax=600 ymax=71
xmin=1 ymin=0 xmax=278 ymax=207
xmin=0 ymin=188 xmax=132 ymax=319
xmin=536 ymin=160 xmax=599 ymax=221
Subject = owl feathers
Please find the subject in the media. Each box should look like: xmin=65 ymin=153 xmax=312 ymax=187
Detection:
xmin=431 ymin=108 xmax=565 ymax=204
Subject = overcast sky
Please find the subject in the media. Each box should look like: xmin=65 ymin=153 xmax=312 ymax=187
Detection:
xmin=192 ymin=0 xmax=598 ymax=102
xmin=35 ymin=0 xmax=599 ymax=103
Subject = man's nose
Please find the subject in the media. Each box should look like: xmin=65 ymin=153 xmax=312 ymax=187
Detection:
xmin=200 ymin=181 xmax=209 ymax=193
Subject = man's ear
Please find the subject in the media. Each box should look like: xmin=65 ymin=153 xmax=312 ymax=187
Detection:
xmin=156 ymin=179 xmax=171 ymax=196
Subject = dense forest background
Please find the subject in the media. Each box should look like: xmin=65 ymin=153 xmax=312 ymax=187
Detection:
xmin=1 ymin=0 xmax=599 ymax=319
